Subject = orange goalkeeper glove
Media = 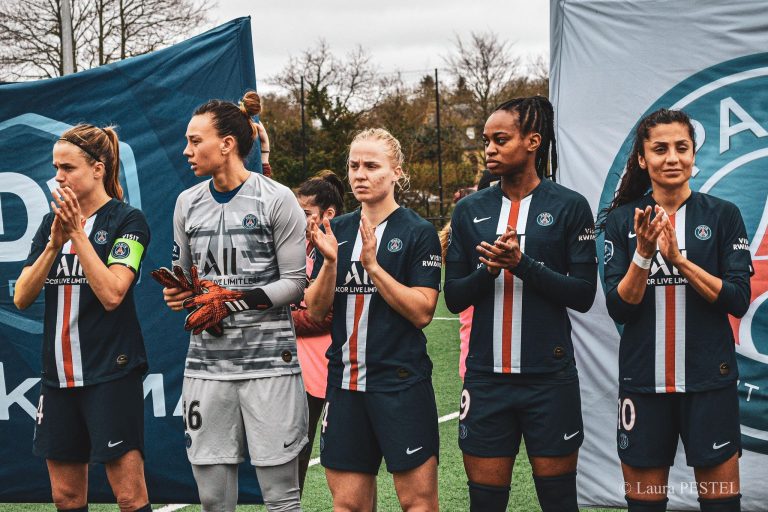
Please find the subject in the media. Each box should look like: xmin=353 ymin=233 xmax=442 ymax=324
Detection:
xmin=150 ymin=265 xmax=224 ymax=337
xmin=182 ymin=282 xmax=272 ymax=335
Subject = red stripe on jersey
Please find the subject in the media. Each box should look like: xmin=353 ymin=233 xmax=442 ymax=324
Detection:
xmin=61 ymin=281 xmax=76 ymax=388
xmin=501 ymin=201 xmax=521 ymax=373
xmin=347 ymin=294 xmax=366 ymax=391
xmin=664 ymin=285 xmax=676 ymax=393
xmin=664 ymin=213 xmax=677 ymax=393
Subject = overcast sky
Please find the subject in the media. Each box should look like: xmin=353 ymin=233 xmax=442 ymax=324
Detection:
xmin=208 ymin=0 xmax=550 ymax=91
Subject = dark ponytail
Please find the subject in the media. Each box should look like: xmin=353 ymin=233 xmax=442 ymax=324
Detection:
xmin=193 ymin=90 xmax=261 ymax=159
xmin=297 ymin=169 xmax=345 ymax=213
xmin=597 ymin=108 xmax=695 ymax=230
xmin=494 ymin=95 xmax=558 ymax=181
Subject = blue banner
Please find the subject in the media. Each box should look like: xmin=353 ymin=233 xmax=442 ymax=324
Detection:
xmin=0 ymin=17 xmax=264 ymax=503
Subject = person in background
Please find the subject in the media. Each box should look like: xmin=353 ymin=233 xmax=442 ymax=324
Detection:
xmin=293 ymin=169 xmax=344 ymax=491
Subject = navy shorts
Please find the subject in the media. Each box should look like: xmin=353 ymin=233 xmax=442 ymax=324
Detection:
xmin=617 ymin=383 xmax=741 ymax=468
xmin=320 ymin=380 xmax=439 ymax=474
xmin=458 ymin=366 xmax=583 ymax=458
xmin=33 ymin=371 xmax=145 ymax=463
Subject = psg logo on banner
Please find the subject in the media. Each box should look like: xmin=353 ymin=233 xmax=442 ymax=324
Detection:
xmin=599 ymin=52 xmax=768 ymax=455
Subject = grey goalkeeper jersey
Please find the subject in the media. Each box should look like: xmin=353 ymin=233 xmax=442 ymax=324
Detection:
xmin=173 ymin=172 xmax=307 ymax=379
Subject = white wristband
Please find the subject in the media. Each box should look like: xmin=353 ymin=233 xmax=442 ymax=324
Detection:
xmin=632 ymin=250 xmax=652 ymax=270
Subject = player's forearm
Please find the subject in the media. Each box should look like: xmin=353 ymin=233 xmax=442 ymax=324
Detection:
xmin=71 ymin=232 xmax=132 ymax=311
xmin=617 ymin=263 xmax=651 ymax=305
xmin=672 ymin=256 xmax=721 ymax=303
xmin=511 ymin=256 xmax=597 ymax=312
xmin=305 ymin=260 xmax=336 ymax=322
xmin=444 ymin=262 xmax=496 ymax=313
xmin=13 ymin=245 xmax=58 ymax=309
xmin=367 ymin=264 xmax=437 ymax=329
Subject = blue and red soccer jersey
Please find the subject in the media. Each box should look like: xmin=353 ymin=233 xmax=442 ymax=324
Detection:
xmin=604 ymin=192 xmax=752 ymax=393
xmin=445 ymin=180 xmax=597 ymax=374
xmin=25 ymin=199 xmax=150 ymax=388
xmin=312 ymin=207 xmax=442 ymax=392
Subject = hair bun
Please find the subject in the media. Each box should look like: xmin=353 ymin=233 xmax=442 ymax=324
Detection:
xmin=240 ymin=91 xmax=261 ymax=116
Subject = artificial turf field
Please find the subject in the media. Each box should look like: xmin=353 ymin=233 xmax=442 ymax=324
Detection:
xmin=2 ymin=293 xmax=623 ymax=511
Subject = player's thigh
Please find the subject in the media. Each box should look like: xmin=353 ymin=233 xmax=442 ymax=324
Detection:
xmin=325 ymin=468 xmax=377 ymax=511
xmin=34 ymin=385 xmax=90 ymax=463
xmin=681 ymin=383 xmax=741 ymax=470
xmin=519 ymin=370 xmax=583 ymax=460
xmin=458 ymin=373 xmax=522 ymax=462
xmin=240 ymin=373 xmax=309 ymax=465
xmin=320 ymin=385 xmax=382 ymax=475
xmin=82 ymin=371 xmax=145 ymax=464
xmin=368 ymin=380 xmax=439 ymax=475
xmin=392 ymin=455 xmax=438 ymax=509
xmin=182 ymin=377 xmax=245 ymax=464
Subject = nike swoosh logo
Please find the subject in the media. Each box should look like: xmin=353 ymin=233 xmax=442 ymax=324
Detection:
xmin=107 ymin=440 xmax=124 ymax=448
xmin=337 ymin=241 xmax=348 ymax=246
xmin=406 ymin=446 xmax=423 ymax=455
xmin=628 ymin=232 xmax=637 ymax=238
xmin=563 ymin=431 xmax=580 ymax=441
xmin=713 ymin=441 xmax=731 ymax=450
xmin=284 ymin=439 xmax=297 ymax=448
xmin=473 ymin=216 xmax=492 ymax=223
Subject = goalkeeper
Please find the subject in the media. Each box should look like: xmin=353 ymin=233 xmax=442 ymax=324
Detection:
xmin=159 ymin=91 xmax=308 ymax=512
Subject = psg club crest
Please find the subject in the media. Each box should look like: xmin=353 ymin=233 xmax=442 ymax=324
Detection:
xmin=695 ymin=225 xmax=712 ymax=240
xmin=93 ymin=230 xmax=108 ymax=244
xmin=537 ymin=212 xmax=554 ymax=226
xmin=387 ymin=238 xmax=403 ymax=252
xmin=111 ymin=241 xmax=130 ymax=259
xmin=599 ymin=52 xmax=768 ymax=455
xmin=242 ymin=213 xmax=259 ymax=229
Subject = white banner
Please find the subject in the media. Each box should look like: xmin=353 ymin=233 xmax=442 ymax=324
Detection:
xmin=551 ymin=1 xmax=768 ymax=509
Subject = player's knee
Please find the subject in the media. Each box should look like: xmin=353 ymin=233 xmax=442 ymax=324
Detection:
xmin=51 ymin=487 xmax=86 ymax=510
xmin=467 ymin=480 xmax=510 ymax=512
xmin=699 ymin=494 xmax=741 ymax=512
xmin=533 ymin=472 xmax=578 ymax=512
xmin=625 ymin=496 xmax=669 ymax=511
xmin=257 ymin=460 xmax=301 ymax=512
xmin=115 ymin=492 xmax=148 ymax=512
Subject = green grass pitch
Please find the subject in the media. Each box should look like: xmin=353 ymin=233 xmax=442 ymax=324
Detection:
xmin=1 ymin=294 xmax=623 ymax=511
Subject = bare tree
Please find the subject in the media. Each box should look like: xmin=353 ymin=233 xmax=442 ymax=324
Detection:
xmin=443 ymin=31 xmax=522 ymax=124
xmin=0 ymin=0 xmax=212 ymax=81
xmin=271 ymin=39 xmax=386 ymax=129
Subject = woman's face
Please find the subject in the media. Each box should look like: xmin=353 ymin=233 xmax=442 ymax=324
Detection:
xmin=348 ymin=139 xmax=401 ymax=205
xmin=183 ymin=113 xmax=228 ymax=177
xmin=638 ymin=122 xmax=694 ymax=192
xmin=483 ymin=110 xmax=540 ymax=176
xmin=52 ymin=141 xmax=102 ymax=200
xmin=297 ymin=194 xmax=336 ymax=239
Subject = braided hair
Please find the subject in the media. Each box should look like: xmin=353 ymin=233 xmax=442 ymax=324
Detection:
xmin=493 ymin=95 xmax=558 ymax=181
xmin=596 ymin=108 xmax=695 ymax=231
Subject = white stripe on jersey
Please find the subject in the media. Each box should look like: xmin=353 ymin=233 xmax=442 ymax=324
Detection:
xmin=492 ymin=195 xmax=531 ymax=373
xmin=654 ymin=206 xmax=687 ymax=393
xmin=340 ymin=220 xmax=387 ymax=391
xmin=55 ymin=216 xmax=94 ymax=388
xmin=55 ymin=286 xmax=68 ymax=387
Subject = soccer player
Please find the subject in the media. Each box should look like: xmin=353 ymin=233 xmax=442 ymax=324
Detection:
xmin=14 ymin=124 xmax=151 ymax=512
xmin=602 ymin=108 xmax=750 ymax=512
xmin=444 ymin=96 xmax=597 ymax=512
xmin=160 ymin=91 xmax=308 ymax=511
xmin=305 ymin=128 xmax=442 ymax=511
xmin=293 ymin=169 xmax=344 ymax=492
